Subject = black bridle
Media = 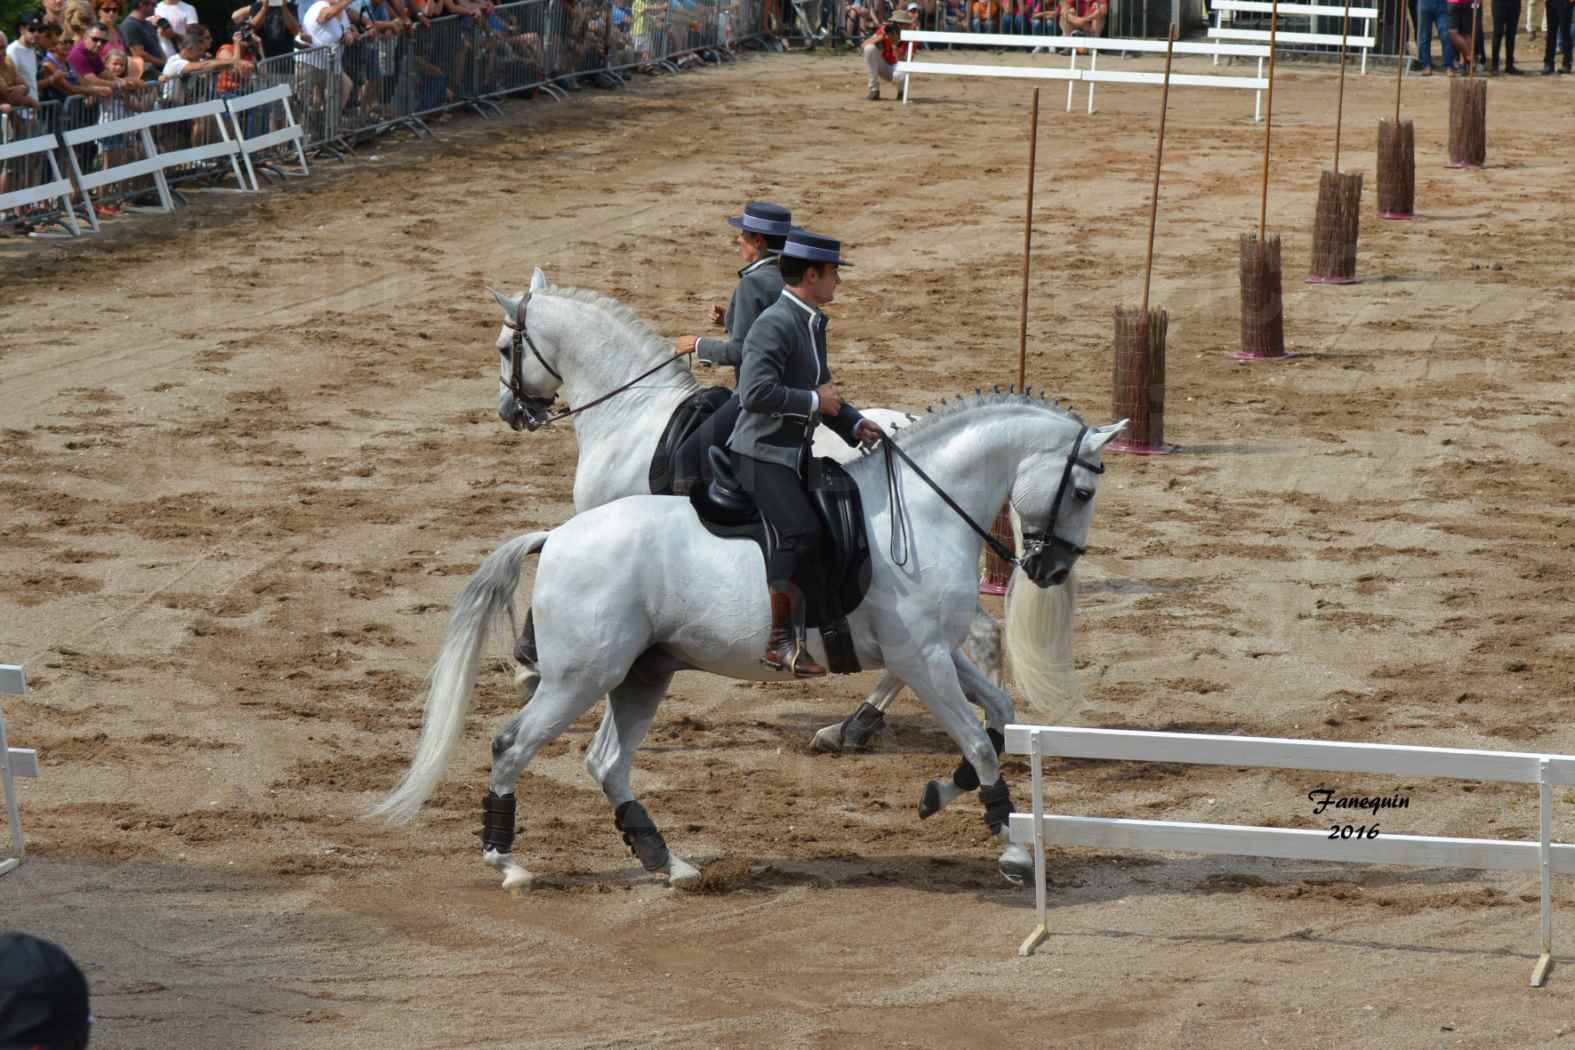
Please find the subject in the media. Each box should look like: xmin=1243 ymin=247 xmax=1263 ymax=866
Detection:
xmin=881 ymin=423 xmax=1103 ymax=582
xmin=499 ymin=296 xmax=691 ymax=432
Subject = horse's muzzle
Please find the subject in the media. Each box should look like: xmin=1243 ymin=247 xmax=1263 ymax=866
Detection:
xmin=1019 ymin=540 xmax=1078 ymax=588
xmin=500 ymin=396 xmax=556 ymax=432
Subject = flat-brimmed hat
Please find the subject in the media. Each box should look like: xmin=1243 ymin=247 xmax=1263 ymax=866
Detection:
xmin=0 ymin=933 xmax=91 ymax=1050
xmin=890 ymin=10 xmax=918 ymax=23
xmin=781 ymin=229 xmax=854 ymax=268
xmin=726 ymin=202 xmax=793 ymax=238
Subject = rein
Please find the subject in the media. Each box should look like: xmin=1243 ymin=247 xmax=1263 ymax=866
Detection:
xmin=502 ymin=298 xmax=692 ymax=428
xmin=878 ymin=424 xmax=1104 ymax=573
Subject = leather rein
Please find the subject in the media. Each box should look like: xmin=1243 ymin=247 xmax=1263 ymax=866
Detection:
xmin=501 ymin=296 xmax=692 ymax=429
xmin=880 ymin=422 xmax=1103 ymax=573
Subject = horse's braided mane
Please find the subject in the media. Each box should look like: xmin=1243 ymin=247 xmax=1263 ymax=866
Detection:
xmin=536 ymin=285 xmax=674 ymax=361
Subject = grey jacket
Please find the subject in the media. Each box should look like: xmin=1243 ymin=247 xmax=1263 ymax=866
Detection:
xmin=728 ymin=289 xmax=865 ymax=473
xmin=695 ymin=255 xmax=784 ymax=381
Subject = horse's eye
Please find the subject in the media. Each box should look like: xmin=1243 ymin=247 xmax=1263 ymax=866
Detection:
xmin=1075 ymin=487 xmax=1094 ymax=502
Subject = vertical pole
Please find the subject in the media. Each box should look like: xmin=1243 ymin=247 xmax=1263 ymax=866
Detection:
xmin=903 ymin=40 xmax=914 ymax=103
xmin=1259 ymin=0 xmax=1280 ymax=240
xmin=1394 ymin=0 xmax=1407 ymax=124
xmin=0 ymin=667 xmax=24 ymax=867
xmin=1466 ymin=0 xmax=1479 ymax=76
xmin=1019 ymin=730 xmax=1050 ymax=956
xmin=1533 ymin=758 xmax=1555 ymax=987
xmin=1334 ymin=0 xmax=1352 ymax=172
xmin=1066 ymin=48 xmax=1077 ymax=112
xmin=1019 ymin=87 xmax=1039 ymax=391
xmin=1088 ymin=49 xmax=1097 ymax=113
xmin=1140 ymin=23 xmax=1177 ymax=319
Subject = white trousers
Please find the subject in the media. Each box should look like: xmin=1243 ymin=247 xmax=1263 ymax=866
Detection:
xmin=863 ymin=42 xmax=908 ymax=92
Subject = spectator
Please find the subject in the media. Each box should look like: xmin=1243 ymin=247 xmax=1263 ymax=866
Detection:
xmin=862 ymin=6 xmax=912 ymax=99
xmin=66 ymin=20 xmax=113 ymax=82
xmin=1 ymin=44 xmax=40 ymax=112
xmin=1543 ymin=0 xmax=1571 ymax=70
xmin=969 ymin=0 xmax=998 ymax=34
xmin=155 ymin=15 xmax=180 ymax=59
xmin=5 ymin=15 xmax=45 ymax=105
xmin=1058 ymin=0 xmax=1104 ymax=41
xmin=299 ymin=0 xmax=358 ymax=111
xmin=213 ymin=24 xmax=258 ymax=94
xmin=1029 ymin=0 xmax=1058 ymax=36
xmin=94 ymin=0 xmax=127 ymax=49
xmin=1491 ymin=0 xmax=1523 ymax=71
xmin=1417 ymin=0 xmax=1453 ymax=71
xmin=119 ymin=0 xmax=165 ymax=74
xmin=349 ymin=0 xmax=402 ymax=118
xmin=999 ymin=0 xmax=1024 ymax=33
xmin=233 ymin=0 xmax=301 ymax=59
xmin=1445 ymin=0 xmax=1479 ymax=73
xmin=40 ymin=23 xmax=111 ymax=99
xmin=0 ymin=932 xmax=92 ymax=1050
xmin=153 ymin=0 xmax=198 ymax=35
xmin=159 ymin=26 xmax=240 ymax=101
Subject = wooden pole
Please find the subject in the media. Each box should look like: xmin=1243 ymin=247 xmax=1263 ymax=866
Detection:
xmin=1259 ymin=0 xmax=1280 ymax=239
xmin=1394 ymin=0 xmax=1408 ymax=124
xmin=1018 ymin=87 xmax=1040 ymax=391
xmin=1334 ymin=0 xmax=1353 ymax=171
xmin=1141 ymin=24 xmax=1177 ymax=318
xmin=1466 ymin=0 xmax=1480 ymax=77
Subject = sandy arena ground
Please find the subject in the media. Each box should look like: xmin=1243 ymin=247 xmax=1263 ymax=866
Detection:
xmin=4 ymin=46 xmax=1575 ymax=1049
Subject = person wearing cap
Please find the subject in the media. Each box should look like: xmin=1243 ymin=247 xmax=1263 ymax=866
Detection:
xmin=672 ymin=202 xmax=791 ymax=497
xmin=862 ymin=6 xmax=912 ymax=100
xmin=728 ymin=230 xmax=883 ymax=678
xmin=0 ymin=932 xmax=92 ymax=1050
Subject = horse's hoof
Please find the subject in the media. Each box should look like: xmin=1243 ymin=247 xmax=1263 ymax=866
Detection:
xmin=484 ymin=848 xmax=534 ymax=893
xmin=998 ymin=844 xmax=1033 ymax=886
xmin=810 ymin=722 xmax=845 ymax=753
xmin=918 ymin=779 xmax=944 ymax=820
xmin=667 ymin=854 xmax=702 ymax=890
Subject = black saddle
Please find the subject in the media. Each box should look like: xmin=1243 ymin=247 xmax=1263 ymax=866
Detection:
xmin=690 ymin=447 xmax=872 ymax=674
xmin=649 ymin=386 xmax=733 ymax=496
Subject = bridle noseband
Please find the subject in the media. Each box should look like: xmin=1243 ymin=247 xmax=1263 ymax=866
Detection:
xmin=499 ymin=294 xmax=692 ymax=432
xmin=1017 ymin=424 xmax=1105 ymax=569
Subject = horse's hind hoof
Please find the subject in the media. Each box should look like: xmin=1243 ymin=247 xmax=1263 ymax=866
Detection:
xmin=484 ymin=848 xmax=534 ymax=894
xmin=918 ymin=780 xmax=944 ymax=820
xmin=998 ymin=844 xmax=1033 ymax=886
xmin=667 ymin=855 xmax=702 ymax=891
xmin=811 ymin=722 xmax=846 ymax=753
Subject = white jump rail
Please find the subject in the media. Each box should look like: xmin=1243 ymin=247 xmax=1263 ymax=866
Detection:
xmin=896 ymin=30 xmax=1272 ymax=120
xmin=1 ymin=665 xmax=40 ymax=878
xmin=1006 ymin=724 xmax=1574 ymax=986
xmin=1210 ymin=0 xmax=1379 ymax=74
xmin=0 ymin=133 xmax=83 ymax=237
xmin=61 ymin=98 xmax=246 ymax=232
xmin=224 ymin=84 xmax=310 ymax=192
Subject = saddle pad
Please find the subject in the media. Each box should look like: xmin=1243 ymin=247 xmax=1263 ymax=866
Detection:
xmin=649 ymin=386 xmax=733 ymax=496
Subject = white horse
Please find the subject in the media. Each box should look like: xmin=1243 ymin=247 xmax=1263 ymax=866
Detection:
xmin=486 ymin=271 xmax=1080 ymax=756
xmin=372 ymin=393 xmax=1125 ymax=891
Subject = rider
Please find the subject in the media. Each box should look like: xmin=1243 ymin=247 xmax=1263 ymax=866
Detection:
xmin=672 ymin=201 xmax=792 ymax=497
xmin=727 ymin=229 xmax=883 ymax=678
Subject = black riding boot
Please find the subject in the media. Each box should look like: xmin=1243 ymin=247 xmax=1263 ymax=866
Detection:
xmin=762 ymin=584 xmax=825 ymax=677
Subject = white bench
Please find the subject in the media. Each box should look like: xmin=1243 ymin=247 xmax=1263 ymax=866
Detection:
xmin=1006 ymin=723 xmax=1573 ymax=986
xmin=896 ymin=30 xmax=1272 ymax=120
xmin=1210 ymin=0 xmax=1378 ymax=74
xmin=1 ymin=666 xmax=41 ymax=878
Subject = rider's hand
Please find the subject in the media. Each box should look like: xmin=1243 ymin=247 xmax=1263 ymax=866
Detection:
xmin=709 ymin=304 xmax=725 ymax=325
xmin=815 ymin=383 xmax=843 ymax=417
xmin=855 ymin=419 xmax=883 ymax=447
xmin=677 ymin=335 xmax=699 ymax=356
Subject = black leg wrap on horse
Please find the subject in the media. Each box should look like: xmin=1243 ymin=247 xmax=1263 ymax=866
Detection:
xmin=951 ymin=757 xmax=981 ymax=793
xmin=515 ymin=607 xmax=538 ymax=666
xmin=482 ymin=791 xmax=518 ymax=854
xmin=614 ymin=800 xmax=671 ymax=872
xmin=981 ymin=779 xmax=1014 ymax=833
xmin=840 ymin=701 xmax=886 ymax=748
xmin=988 ymin=727 xmax=1005 ymax=755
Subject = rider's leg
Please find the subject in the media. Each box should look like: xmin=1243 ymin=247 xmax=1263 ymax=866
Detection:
xmin=673 ymin=393 xmax=742 ymax=496
xmin=736 ymin=453 xmax=827 ymax=677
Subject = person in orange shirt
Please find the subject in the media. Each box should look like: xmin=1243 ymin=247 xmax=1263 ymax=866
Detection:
xmin=862 ymin=7 xmax=913 ymax=98
xmin=969 ymin=0 xmax=997 ymax=32
xmin=1059 ymin=0 xmax=1104 ymax=38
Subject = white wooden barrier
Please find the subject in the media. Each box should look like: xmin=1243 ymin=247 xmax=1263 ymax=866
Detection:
xmin=896 ymin=30 xmax=1272 ymax=120
xmin=0 ymin=666 xmax=40 ymax=878
xmin=1210 ymin=0 xmax=1378 ymax=74
xmin=60 ymin=98 xmax=246 ymax=232
xmin=0 ymin=134 xmax=83 ymax=237
xmin=1006 ymin=724 xmax=1572 ymax=986
xmin=224 ymin=84 xmax=310 ymax=192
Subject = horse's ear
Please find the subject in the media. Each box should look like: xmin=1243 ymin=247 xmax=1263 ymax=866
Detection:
xmin=530 ymin=267 xmax=548 ymax=292
xmin=1086 ymin=420 xmax=1129 ymax=452
xmin=487 ymin=287 xmax=522 ymax=316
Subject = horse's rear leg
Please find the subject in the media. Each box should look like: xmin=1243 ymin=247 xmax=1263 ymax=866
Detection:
xmin=584 ymin=667 xmax=700 ymax=888
xmin=485 ymin=667 xmax=618 ymax=893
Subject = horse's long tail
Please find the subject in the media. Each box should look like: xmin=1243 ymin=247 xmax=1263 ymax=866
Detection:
xmin=368 ymin=530 xmax=550 ymax=825
xmin=1001 ymin=508 xmax=1084 ymax=721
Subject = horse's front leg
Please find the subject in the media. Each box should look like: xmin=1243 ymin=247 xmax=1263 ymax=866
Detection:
xmin=918 ymin=648 xmax=1015 ymax=819
xmin=888 ymin=645 xmax=1031 ymax=885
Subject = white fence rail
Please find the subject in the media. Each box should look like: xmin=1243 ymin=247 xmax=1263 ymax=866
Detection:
xmin=1209 ymin=0 xmax=1378 ymax=74
xmin=896 ymin=30 xmax=1272 ymax=120
xmin=1006 ymin=724 xmax=1569 ymax=987
xmin=1 ymin=665 xmax=40 ymax=878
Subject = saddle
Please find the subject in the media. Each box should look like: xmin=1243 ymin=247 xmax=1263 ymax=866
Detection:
xmin=648 ymin=386 xmax=733 ymax=496
xmin=689 ymin=447 xmax=872 ymax=674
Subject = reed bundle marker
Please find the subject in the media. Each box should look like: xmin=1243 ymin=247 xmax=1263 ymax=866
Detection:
xmin=1377 ymin=0 xmax=1416 ymax=219
xmin=1447 ymin=4 xmax=1487 ymax=169
xmin=1307 ymin=0 xmax=1364 ymax=284
xmin=1110 ymin=24 xmax=1177 ymax=456
xmin=1237 ymin=0 xmax=1291 ymax=361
